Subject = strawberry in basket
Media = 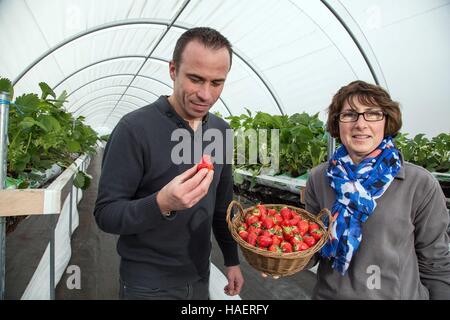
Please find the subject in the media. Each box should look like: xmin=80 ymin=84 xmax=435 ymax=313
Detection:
xmin=226 ymin=201 xmax=332 ymax=277
xmin=237 ymin=204 xmax=324 ymax=253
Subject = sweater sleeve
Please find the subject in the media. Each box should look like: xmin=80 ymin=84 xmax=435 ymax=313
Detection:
xmin=414 ymin=178 xmax=450 ymax=300
xmin=212 ymin=162 xmax=240 ymax=267
xmin=93 ymin=119 xmax=165 ymax=235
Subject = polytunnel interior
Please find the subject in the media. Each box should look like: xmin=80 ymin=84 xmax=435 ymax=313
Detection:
xmin=1 ymin=0 xmax=448 ymax=136
xmin=0 ymin=0 xmax=449 ymax=302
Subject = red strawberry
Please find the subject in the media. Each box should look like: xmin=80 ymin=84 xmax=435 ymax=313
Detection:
xmin=245 ymin=214 xmax=259 ymax=226
xmin=290 ymin=225 xmax=300 ymax=236
xmin=238 ymin=230 xmax=248 ymax=241
xmin=257 ymin=235 xmax=273 ymax=248
xmin=273 ymin=225 xmax=283 ymax=235
xmin=280 ymin=241 xmax=293 ymax=253
xmin=197 ymin=155 xmax=214 ymax=171
xmin=280 ymin=207 xmax=292 ymax=220
xmin=251 ymin=208 xmax=261 ymax=217
xmin=273 ymin=214 xmax=283 ymax=224
xmin=237 ymin=223 xmax=248 ymax=232
xmin=288 ymin=215 xmax=300 ymax=226
xmin=272 ymin=235 xmax=281 ymax=246
xmin=273 ymin=234 xmax=284 ymax=245
xmin=289 ymin=234 xmax=303 ymax=246
xmin=247 ymin=225 xmax=262 ymax=236
xmin=309 ymin=222 xmax=319 ymax=233
xmin=292 ymin=242 xmax=301 ymax=252
xmin=303 ymin=235 xmax=316 ymax=247
xmin=281 ymin=219 xmax=291 ymax=227
xmin=256 ymin=204 xmax=267 ymax=217
xmin=297 ymin=220 xmax=309 ymax=236
xmin=268 ymin=244 xmax=281 ymax=253
xmin=261 ymin=230 xmax=271 ymax=238
xmin=267 ymin=209 xmax=277 ymax=216
xmin=294 ymin=241 xmax=309 ymax=252
xmin=247 ymin=232 xmax=258 ymax=246
xmin=311 ymin=229 xmax=323 ymax=241
xmin=300 ymin=242 xmax=309 ymax=251
xmin=251 ymin=221 xmax=262 ymax=229
xmin=262 ymin=217 xmax=275 ymax=230
xmin=282 ymin=226 xmax=294 ymax=241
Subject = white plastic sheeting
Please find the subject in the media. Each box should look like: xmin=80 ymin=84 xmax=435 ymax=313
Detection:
xmin=0 ymin=0 xmax=449 ymax=136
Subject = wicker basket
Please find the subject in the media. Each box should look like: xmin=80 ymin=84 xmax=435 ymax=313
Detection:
xmin=226 ymin=200 xmax=332 ymax=277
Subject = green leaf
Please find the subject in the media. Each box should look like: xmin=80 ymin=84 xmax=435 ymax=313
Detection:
xmin=83 ymin=173 xmax=91 ymax=190
xmin=67 ymin=140 xmax=81 ymax=153
xmin=253 ymin=112 xmax=275 ymax=128
xmin=40 ymin=115 xmax=61 ymax=131
xmin=0 ymin=77 xmax=14 ymax=100
xmin=19 ymin=117 xmax=48 ymax=131
xmin=73 ymin=171 xmax=85 ymax=189
xmin=73 ymin=171 xmax=91 ymax=190
xmin=72 ymin=131 xmax=81 ymax=140
xmin=53 ymin=90 xmax=68 ymax=108
xmin=14 ymin=93 xmax=40 ymax=114
xmin=291 ymin=143 xmax=299 ymax=153
xmin=18 ymin=117 xmax=36 ymax=129
xmin=11 ymin=153 xmax=31 ymax=172
xmin=39 ymin=82 xmax=56 ymax=100
xmin=233 ymin=171 xmax=245 ymax=185
xmin=289 ymin=113 xmax=310 ymax=126
xmin=35 ymin=159 xmax=53 ymax=170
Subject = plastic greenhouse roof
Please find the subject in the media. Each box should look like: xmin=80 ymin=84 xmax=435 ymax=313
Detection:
xmin=0 ymin=0 xmax=449 ymax=136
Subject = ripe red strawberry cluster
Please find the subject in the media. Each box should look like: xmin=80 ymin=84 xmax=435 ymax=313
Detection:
xmin=237 ymin=204 xmax=323 ymax=253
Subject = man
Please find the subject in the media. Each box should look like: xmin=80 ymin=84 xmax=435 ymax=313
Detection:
xmin=94 ymin=27 xmax=244 ymax=300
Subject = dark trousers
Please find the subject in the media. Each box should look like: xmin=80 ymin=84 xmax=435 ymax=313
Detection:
xmin=119 ymin=277 xmax=210 ymax=300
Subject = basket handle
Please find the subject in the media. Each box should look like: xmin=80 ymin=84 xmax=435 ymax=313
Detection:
xmin=226 ymin=200 xmax=245 ymax=232
xmin=317 ymin=208 xmax=334 ymax=240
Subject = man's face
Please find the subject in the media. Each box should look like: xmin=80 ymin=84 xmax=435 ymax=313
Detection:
xmin=168 ymin=40 xmax=231 ymax=121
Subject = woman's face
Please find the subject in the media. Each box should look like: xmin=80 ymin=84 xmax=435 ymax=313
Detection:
xmin=338 ymin=97 xmax=386 ymax=164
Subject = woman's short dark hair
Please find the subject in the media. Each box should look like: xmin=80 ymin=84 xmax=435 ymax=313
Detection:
xmin=327 ymin=80 xmax=402 ymax=139
xmin=172 ymin=27 xmax=233 ymax=71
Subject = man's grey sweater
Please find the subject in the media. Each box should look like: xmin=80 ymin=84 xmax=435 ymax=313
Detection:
xmin=94 ymin=96 xmax=239 ymax=289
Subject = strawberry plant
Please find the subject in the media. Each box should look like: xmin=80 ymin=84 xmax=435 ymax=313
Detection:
xmin=394 ymin=132 xmax=450 ymax=173
xmin=227 ymin=110 xmax=328 ymax=177
xmin=1 ymin=76 xmax=99 ymax=190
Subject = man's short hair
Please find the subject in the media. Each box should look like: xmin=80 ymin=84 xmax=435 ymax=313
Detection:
xmin=172 ymin=27 xmax=233 ymax=70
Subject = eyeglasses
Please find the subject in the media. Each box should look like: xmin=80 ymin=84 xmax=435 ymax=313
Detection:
xmin=337 ymin=110 xmax=386 ymax=122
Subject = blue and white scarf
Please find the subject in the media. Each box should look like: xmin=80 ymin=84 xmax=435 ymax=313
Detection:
xmin=321 ymin=136 xmax=401 ymax=275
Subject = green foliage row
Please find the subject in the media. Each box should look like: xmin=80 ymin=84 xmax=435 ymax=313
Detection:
xmin=226 ymin=108 xmax=328 ymax=177
xmin=394 ymin=132 xmax=450 ymax=173
xmin=225 ymin=109 xmax=449 ymax=178
xmin=0 ymin=77 xmax=99 ymax=189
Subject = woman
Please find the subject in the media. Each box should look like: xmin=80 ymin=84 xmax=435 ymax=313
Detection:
xmin=305 ymin=80 xmax=450 ymax=299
